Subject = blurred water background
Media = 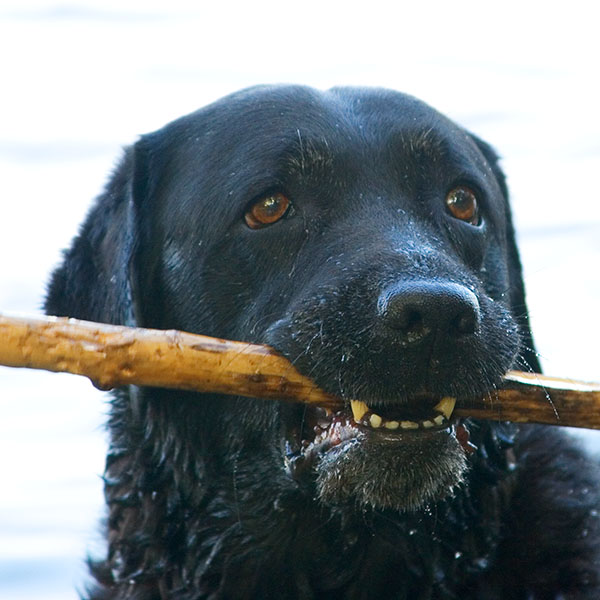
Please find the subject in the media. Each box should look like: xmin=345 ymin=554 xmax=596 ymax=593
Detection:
xmin=1 ymin=1 xmax=599 ymax=597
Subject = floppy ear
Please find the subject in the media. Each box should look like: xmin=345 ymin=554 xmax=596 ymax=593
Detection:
xmin=470 ymin=135 xmax=542 ymax=373
xmin=469 ymin=134 xmax=542 ymax=373
xmin=45 ymin=143 xmax=147 ymax=327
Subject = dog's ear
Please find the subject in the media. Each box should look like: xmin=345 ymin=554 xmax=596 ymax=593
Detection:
xmin=45 ymin=140 xmax=151 ymax=327
xmin=470 ymin=135 xmax=542 ymax=373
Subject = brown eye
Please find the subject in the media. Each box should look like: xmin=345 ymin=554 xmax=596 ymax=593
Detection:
xmin=445 ymin=186 xmax=480 ymax=225
xmin=245 ymin=192 xmax=291 ymax=229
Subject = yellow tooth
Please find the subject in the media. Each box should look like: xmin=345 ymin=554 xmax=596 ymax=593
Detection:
xmin=422 ymin=420 xmax=434 ymax=429
xmin=369 ymin=413 xmax=382 ymax=428
xmin=400 ymin=420 xmax=419 ymax=430
xmin=350 ymin=400 xmax=369 ymax=422
xmin=434 ymin=396 xmax=456 ymax=420
xmin=434 ymin=414 xmax=445 ymax=426
xmin=385 ymin=420 xmax=400 ymax=430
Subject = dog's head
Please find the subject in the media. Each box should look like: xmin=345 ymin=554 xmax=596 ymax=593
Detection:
xmin=46 ymin=85 xmax=539 ymax=514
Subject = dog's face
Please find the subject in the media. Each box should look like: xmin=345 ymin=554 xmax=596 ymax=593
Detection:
xmin=47 ymin=85 xmax=537 ymax=513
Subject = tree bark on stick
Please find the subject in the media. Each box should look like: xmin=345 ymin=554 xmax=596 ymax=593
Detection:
xmin=1 ymin=314 xmax=599 ymax=429
xmin=0 ymin=314 xmax=338 ymax=407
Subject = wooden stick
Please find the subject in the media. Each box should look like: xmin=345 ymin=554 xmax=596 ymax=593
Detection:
xmin=1 ymin=314 xmax=599 ymax=429
xmin=454 ymin=372 xmax=600 ymax=429
xmin=0 ymin=314 xmax=338 ymax=407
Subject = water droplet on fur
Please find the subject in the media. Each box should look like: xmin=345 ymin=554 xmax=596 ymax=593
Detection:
xmin=408 ymin=529 xmax=417 ymax=536
xmin=454 ymin=551 xmax=463 ymax=559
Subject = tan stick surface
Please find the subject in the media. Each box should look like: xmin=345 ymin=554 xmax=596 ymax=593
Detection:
xmin=0 ymin=314 xmax=338 ymax=407
xmin=1 ymin=314 xmax=599 ymax=429
xmin=454 ymin=371 xmax=600 ymax=429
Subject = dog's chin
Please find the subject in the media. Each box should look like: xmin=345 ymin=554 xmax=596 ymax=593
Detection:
xmin=284 ymin=405 xmax=470 ymax=512
xmin=314 ymin=430 xmax=468 ymax=511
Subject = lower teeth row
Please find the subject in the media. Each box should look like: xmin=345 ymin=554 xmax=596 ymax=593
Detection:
xmin=350 ymin=397 xmax=456 ymax=431
xmin=362 ymin=412 xmax=447 ymax=430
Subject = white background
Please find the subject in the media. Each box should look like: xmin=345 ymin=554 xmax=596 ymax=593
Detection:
xmin=1 ymin=1 xmax=599 ymax=597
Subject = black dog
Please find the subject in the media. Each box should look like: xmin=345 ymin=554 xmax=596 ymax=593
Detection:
xmin=46 ymin=85 xmax=600 ymax=599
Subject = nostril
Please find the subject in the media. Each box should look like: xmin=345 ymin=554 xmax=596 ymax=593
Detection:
xmin=453 ymin=307 xmax=479 ymax=335
xmin=392 ymin=307 xmax=424 ymax=333
xmin=405 ymin=309 xmax=423 ymax=330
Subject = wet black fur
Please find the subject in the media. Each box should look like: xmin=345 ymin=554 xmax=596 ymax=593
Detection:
xmin=46 ymin=86 xmax=600 ymax=599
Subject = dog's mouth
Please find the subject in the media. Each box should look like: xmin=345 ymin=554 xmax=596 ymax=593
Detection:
xmin=348 ymin=396 xmax=456 ymax=430
xmin=284 ymin=395 xmax=475 ymax=480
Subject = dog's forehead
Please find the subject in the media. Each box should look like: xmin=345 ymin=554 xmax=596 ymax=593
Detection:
xmin=209 ymin=84 xmax=448 ymax=128
xmin=170 ymin=85 xmax=480 ymax=166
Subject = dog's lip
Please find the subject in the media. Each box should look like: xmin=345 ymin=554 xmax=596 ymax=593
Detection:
xmin=283 ymin=396 xmax=469 ymax=479
xmin=348 ymin=396 xmax=456 ymax=431
xmin=296 ymin=395 xmax=458 ymax=448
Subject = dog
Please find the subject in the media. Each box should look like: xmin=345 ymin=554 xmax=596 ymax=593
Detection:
xmin=46 ymin=85 xmax=600 ymax=599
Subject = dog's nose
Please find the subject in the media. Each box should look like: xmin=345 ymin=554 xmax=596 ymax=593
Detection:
xmin=377 ymin=281 xmax=480 ymax=341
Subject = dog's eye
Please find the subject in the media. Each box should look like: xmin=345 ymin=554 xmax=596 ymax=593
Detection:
xmin=445 ymin=186 xmax=480 ymax=225
xmin=245 ymin=193 xmax=291 ymax=229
